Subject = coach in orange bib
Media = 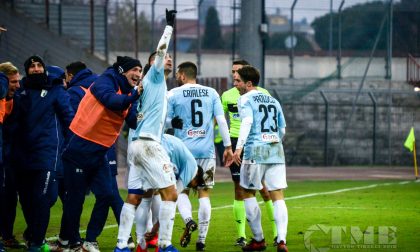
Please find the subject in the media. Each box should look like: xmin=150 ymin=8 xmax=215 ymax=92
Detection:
xmin=61 ymin=56 xmax=142 ymax=250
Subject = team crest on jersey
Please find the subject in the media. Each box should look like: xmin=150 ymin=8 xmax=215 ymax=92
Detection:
xmin=187 ymin=129 xmax=206 ymax=138
xmin=163 ymin=164 xmax=171 ymax=173
xmin=261 ymin=133 xmax=279 ymax=143
xmin=40 ymin=89 xmax=48 ymax=97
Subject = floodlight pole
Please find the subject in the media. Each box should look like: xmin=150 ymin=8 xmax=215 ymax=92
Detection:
xmin=104 ymin=0 xmax=109 ymax=63
xmin=197 ymin=0 xmax=204 ymax=76
xmin=90 ymin=0 xmax=94 ymax=54
xmin=151 ymin=0 xmax=157 ymax=52
xmin=173 ymin=0 xmax=177 ymax=79
xmin=289 ymin=0 xmax=298 ymax=79
xmin=261 ymin=0 xmax=266 ymax=88
xmin=385 ymin=0 xmax=393 ymax=79
xmin=45 ymin=0 xmax=50 ymax=29
xmin=328 ymin=0 xmax=333 ymax=56
xmin=232 ymin=0 xmax=237 ymax=62
xmin=337 ymin=0 xmax=344 ymax=79
xmin=134 ymin=0 xmax=138 ymax=59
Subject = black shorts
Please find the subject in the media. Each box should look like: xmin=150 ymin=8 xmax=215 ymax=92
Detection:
xmin=229 ymin=137 xmax=243 ymax=182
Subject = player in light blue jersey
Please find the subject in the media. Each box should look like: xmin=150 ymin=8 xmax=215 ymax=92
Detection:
xmin=161 ymin=134 xmax=201 ymax=192
xmin=232 ymin=66 xmax=289 ymax=252
xmin=134 ymin=134 xmax=205 ymax=252
xmin=166 ymin=61 xmax=233 ymax=251
xmin=114 ymin=9 xmax=180 ymax=252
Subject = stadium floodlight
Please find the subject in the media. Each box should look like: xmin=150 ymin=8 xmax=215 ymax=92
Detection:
xmin=414 ymin=87 xmax=420 ymax=92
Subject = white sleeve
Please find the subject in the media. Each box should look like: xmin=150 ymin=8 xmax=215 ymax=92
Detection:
xmin=280 ymin=128 xmax=286 ymax=139
xmin=154 ymin=25 xmax=173 ymax=70
xmin=236 ymin=116 xmax=252 ymax=150
xmin=215 ymin=114 xmax=231 ymax=147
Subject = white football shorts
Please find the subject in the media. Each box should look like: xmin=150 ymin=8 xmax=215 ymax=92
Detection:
xmin=127 ymin=138 xmax=176 ymax=191
xmin=239 ymin=160 xmax=287 ymax=191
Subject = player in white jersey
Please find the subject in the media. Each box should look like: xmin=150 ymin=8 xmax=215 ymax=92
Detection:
xmin=166 ymin=61 xmax=233 ymax=251
xmin=232 ymin=66 xmax=289 ymax=252
xmin=114 ymin=9 xmax=180 ymax=252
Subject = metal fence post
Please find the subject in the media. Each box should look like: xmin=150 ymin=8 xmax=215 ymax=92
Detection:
xmin=320 ymin=90 xmax=329 ymax=166
xmin=368 ymin=91 xmax=377 ymax=165
xmin=289 ymin=0 xmax=298 ymax=79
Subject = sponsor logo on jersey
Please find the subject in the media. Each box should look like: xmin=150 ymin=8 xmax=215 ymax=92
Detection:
xmin=187 ymin=129 xmax=206 ymax=138
xmin=232 ymin=113 xmax=240 ymax=119
xmin=261 ymin=133 xmax=279 ymax=143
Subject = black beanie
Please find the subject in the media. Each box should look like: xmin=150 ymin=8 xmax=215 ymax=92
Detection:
xmin=24 ymin=55 xmax=46 ymax=75
xmin=112 ymin=56 xmax=142 ymax=74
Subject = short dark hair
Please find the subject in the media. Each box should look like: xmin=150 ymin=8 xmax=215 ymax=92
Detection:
xmin=66 ymin=61 xmax=87 ymax=76
xmin=232 ymin=59 xmax=249 ymax=66
xmin=148 ymin=51 xmax=158 ymax=65
xmin=236 ymin=65 xmax=260 ymax=86
xmin=177 ymin=61 xmax=197 ymax=80
xmin=142 ymin=63 xmax=151 ymax=77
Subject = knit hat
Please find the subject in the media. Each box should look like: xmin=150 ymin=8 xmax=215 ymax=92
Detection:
xmin=112 ymin=56 xmax=142 ymax=74
xmin=24 ymin=55 xmax=46 ymax=75
xmin=47 ymin=65 xmax=65 ymax=79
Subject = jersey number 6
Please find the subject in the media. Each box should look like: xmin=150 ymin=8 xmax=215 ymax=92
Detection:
xmin=191 ymin=99 xmax=203 ymax=127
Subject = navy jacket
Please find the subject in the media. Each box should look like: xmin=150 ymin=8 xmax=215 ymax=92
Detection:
xmin=67 ymin=68 xmax=98 ymax=112
xmin=15 ymin=75 xmax=74 ymax=171
xmin=0 ymin=73 xmax=8 ymax=164
xmin=62 ymin=67 xmax=138 ymax=168
xmin=2 ymin=94 xmax=19 ymax=168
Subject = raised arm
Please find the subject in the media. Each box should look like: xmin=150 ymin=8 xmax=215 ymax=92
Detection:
xmin=154 ymin=9 xmax=177 ymax=70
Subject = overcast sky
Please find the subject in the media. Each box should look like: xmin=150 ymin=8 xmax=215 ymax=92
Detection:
xmin=133 ymin=0 xmax=391 ymax=25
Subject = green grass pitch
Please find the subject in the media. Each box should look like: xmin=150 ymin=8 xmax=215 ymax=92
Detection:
xmin=7 ymin=180 xmax=420 ymax=251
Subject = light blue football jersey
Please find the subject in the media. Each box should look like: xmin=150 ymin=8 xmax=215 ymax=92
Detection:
xmin=132 ymin=25 xmax=172 ymax=143
xmin=132 ymin=64 xmax=167 ymax=142
xmin=162 ymin=134 xmax=198 ymax=188
xmin=238 ymin=90 xmax=286 ymax=164
xmin=167 ymin=84 xmax=224 ymax=158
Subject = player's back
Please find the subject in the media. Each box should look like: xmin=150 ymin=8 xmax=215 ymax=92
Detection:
xmin=167 ymin=84 xmax=224 ymax=158
xmin=239 ymin=90 xmax=286 ymax=163
xmin=161 ymin=133 xmax=197 ymax=185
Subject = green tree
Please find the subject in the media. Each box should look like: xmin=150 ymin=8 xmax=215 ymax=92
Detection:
xmin=109 ymin=0 xmax=151 ymax=52
xmin=312 ymin=1 xmax=387 ymax=51
xmin=202 ymin=6 xmax=224 ymax=49
xmin=137 ymin=11 xmax=151 ymax=51
xmin=311 ymin=0 xmax=420 ymax=54
xmin=393 ymin=0 xmax=420 ymax=54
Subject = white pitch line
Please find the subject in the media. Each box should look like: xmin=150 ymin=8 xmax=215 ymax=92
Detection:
xmin=47 ymin=180 xmax=416 ymax=240
xmin=291 ymin=206 xmax=419 ymax=211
